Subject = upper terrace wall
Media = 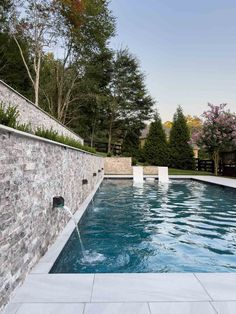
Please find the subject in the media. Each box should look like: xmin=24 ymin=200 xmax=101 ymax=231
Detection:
xmin=0 ymin=80 xmax=83 ymax=144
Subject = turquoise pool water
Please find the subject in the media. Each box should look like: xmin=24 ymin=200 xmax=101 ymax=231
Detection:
xmin=51 ymin=179 xmax=236 ymax=273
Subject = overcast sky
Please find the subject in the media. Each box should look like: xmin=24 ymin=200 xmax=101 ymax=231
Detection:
xmin=109 ymin=0 xmax=236 ymax=121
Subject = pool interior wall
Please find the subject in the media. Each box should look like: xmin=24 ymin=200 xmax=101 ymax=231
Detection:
xmin=50 ymin=179 xmax=236 ymax=274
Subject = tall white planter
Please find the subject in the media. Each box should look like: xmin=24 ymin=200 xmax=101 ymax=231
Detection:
xmin=158 ymin=167 xmax=169 ymax=183
xmin=133 ymin=166 xmax=144 ymax=183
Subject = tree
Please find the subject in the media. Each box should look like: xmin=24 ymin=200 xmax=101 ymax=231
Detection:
xmin=9 ymin=0 xmax=61 ymax=106
xmin=0 ymin=1 xmax=32 ymax=97
xmin=169 ymin=106 xmax=195 ymax=169
xmin=105 ymin=49 xmax=154 ymax=153
xmin=40 ymin=0 xmax=115 ymax=127
xmin=192 ymin=104 xmax=236 ymax=175
xmin=163 ymin=120 xmax=172 ymax=129
xmin=121 ymin=126 xmax=141 ymax=159
xmin=143 ymin=112 xmax=169 ymax=166
xmin=0 ymin=0 xmax=13 ymax=32
xmin=0 ymin=33 xmax=32 ymax=98
xmin=71 ymin=48 xmax=113 ymax=146
xmin=40 ymin=54 xmax=82 ymax=124
xmin=185 ymin=115 xmax=202 ymax=134
xmin=164 ymin=115 xmax=202 ymax=134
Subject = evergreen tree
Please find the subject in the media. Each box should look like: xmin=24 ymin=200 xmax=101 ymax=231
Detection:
xmin=70 ymin=48 xmax=114 ymax=146
xmin=106 ymin=49 xmax=154 ymax=153
xmin=143 ymin=113 xmax=169 ymax=166
xmin=122 ymin=124 xmax=143 ymax=159
xmin=169 ymin=106 xmax=195 ymax=169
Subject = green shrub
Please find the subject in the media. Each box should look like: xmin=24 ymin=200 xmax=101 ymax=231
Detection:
xmin=132 ymin=157 xmax=138 ymax=166
xmin=0 ymin=103 xmax=19 ymax=128
xmin=0 ymin=103 xmax=96 ymax=154
xmin=35 ymin=127 xmax=58 ymax=141
xmin=35 ymin=127 xmax=96 ymax=154
xmin=56 ymin=134 xmax=96 ymax=153
xmin=16 ymin=123 xmax=32 ymax=133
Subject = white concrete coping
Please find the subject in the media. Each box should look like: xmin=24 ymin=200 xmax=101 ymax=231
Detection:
xmin=104 ymin=174 xmax=236 ymax=189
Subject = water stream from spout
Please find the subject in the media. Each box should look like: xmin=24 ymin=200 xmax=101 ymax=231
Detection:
xmin=62 ymin=206 xmax=105 ymax=264
xmin=63 ymin=206 xmax=85 ymax=255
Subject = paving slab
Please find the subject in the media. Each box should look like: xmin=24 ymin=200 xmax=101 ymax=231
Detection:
xmin=149 ymin=301 xmax=217 ymax=314
xmin=211 ymin=301 xmax=236 ymax=314
xmin=84 ymin=302 xmax=150 ymax=314
xmin=10 ymin=274 xmax=94 ymax=303
xmin=3 ymin=303 xmax=21 ymax=314
xmin=193 ymin=176 xmax=236 ymax=188
xmin=92 ymin=274 xmax=210 ymax=302
xmin=195 ymin=274 xmax=236 ymax=301
xmin=6 ymin=303 xmax=84 ymax=314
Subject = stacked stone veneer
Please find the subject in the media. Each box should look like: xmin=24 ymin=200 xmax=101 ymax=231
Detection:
xmin=0 ymin=80 xmax=83 ymax=144
xmin=0 ymin=126 xmax=104 ymax=309
xmin=104 ymin=157 xmax=159 ymax=175
xmin=143 ymin=166 xmax=158 ymax=175
xmin=104 ymin=157 xmax=133 ymax=175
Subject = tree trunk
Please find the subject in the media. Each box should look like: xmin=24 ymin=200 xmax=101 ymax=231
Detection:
xmin=35 ymin=51 xmax=41 ymax=107
xmin=90 ymin=117 xmax=96 ymax=147
xmin=213 ymin=150 xmax=219 ymax=176
xmin=107 ymin=117 xmax=113 ymax=154
xmin=34 ymin=67 xmax=39 ymax=106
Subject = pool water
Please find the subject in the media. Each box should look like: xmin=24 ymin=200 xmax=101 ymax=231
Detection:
xmin=51 ymin=179 xmax=236 ymax=273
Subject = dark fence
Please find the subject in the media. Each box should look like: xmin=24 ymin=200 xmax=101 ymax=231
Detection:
xmin=195 ymin=159 xmax=236 ymax=177
xmin=195 ymin=159 xmax=214 ymax=173
xmin=84 ymin=141 xmax=122 ymax=155
xmin=221 ymin=163 xmax=236 ymax=177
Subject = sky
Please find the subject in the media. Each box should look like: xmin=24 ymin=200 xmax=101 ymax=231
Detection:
xmin=109 ymin=0 xmax=236 ymax=121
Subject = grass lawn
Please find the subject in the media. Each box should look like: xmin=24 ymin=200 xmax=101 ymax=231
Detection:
xmin=169 ymin=168 xmax=236 ymax=178
xmin=169 ymin=168 xmax=212 ymax=175
xmin=96 ymin=152 xmax=108 ymax=157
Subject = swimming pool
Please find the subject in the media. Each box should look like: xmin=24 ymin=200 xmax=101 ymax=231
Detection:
xmin=51 ymin=179 xmax=236 ymax=273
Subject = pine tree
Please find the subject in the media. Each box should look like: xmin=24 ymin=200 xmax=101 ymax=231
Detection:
xmin=106 ymin=49 xmax=154 ymax=153
xmin=143 ymin=113 xmax=169 ymax=166
xmin=169 ymin=106 xmax=195 ymax=169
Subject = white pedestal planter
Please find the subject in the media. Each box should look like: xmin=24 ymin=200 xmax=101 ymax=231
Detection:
xmin=158 ymin=167 xmax=169 ymax=183
xmin=133 ymin=166 xmax=144 ymax=183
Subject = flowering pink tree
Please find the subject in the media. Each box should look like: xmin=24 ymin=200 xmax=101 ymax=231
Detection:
xmin=192 ymin=104 xmax=236 ymax=175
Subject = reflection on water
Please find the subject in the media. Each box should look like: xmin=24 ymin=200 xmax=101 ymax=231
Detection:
xmin=51 ymin=179 xmax=236 ymax=273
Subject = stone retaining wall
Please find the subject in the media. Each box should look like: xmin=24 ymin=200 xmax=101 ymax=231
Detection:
xmin=104 ymin=157 xmax=159 ymax=175
xmin=104 ymin=157 xmax=132 ymax=175
xmin=0 ymin=80 xmax=83 ymax=144
xmin=143 ymin=166 xmax=158 ymax=175
xmin=0 ymin=126 xmax=103 ymax=309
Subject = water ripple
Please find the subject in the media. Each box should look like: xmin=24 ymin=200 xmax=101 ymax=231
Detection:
xmin=51 ymin=179 xmax=236 ymax=273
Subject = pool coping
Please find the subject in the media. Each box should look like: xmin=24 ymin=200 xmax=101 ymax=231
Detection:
xmin=4 ymin=175 xmax=236 ymax=314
